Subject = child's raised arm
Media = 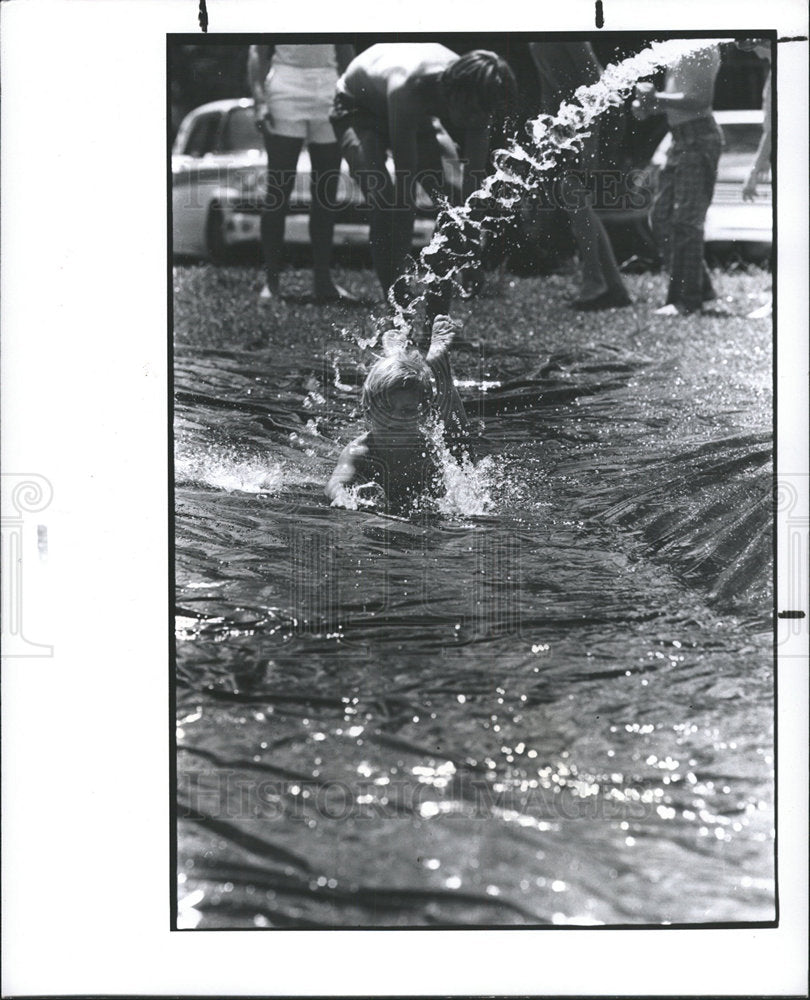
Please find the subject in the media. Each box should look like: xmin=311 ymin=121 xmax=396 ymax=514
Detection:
xmin=426 ymin=315 xmax=468 ymax=439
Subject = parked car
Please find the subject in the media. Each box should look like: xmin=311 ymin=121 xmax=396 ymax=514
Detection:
xmin=172 ymin=98 xmax=442 ymax=260
xmin=173 ymin=101 xmax=772 ymax=265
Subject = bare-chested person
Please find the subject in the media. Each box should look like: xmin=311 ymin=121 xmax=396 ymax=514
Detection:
xmin=330 ymin=44 xmax=517 ymax=310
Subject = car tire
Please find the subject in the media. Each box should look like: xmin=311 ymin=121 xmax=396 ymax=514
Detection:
xmin=205 ymin=204 xmax=230 ymax=263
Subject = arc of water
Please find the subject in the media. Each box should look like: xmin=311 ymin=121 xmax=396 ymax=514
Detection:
xmin=390 ymin=37 xmax=732 ymax=328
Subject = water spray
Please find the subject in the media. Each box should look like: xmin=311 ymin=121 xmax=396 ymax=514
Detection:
xmin=389 ymin=38 xmax=731 ymax=331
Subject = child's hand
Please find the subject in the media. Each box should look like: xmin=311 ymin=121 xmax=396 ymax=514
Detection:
xmin=432 ymin=314 xmax=461 ymax=338
xmin=427 ymin=315 xmax=461 ymax=360
xmin=353 ymin=481 xmax=386 ymax=506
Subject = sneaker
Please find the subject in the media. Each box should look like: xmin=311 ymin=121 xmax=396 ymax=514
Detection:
xmin=747 ymin=300 xmax=772 ymax=319
xmin=313 ymin=283 xmax=360 ymax=305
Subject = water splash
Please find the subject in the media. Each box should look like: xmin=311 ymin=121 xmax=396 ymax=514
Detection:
xmin=427 ymin=417 xmax=497 ymax=518
xmin=436 ymin=450 xmax=497 ymax=518
xmin=390 ymin=37 xmax=730 ymax=326
xmin=328 ymin=481 xmax=385 ymax=511
xmin=347 ymin=324 xmax=381 ymax=352
xmin=327 ymin=417 xmax=496 ymax=518
xmin=175 ymin=442 xmax=288 ymax=494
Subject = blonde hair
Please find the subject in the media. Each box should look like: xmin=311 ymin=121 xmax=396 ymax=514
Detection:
xmin=361 ymin=351 xmax=434 ymax=412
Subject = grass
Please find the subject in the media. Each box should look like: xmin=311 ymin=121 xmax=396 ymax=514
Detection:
xmin=173 ymin=260 xmax=772 ymax=375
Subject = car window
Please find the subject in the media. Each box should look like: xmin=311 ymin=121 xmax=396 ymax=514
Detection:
xmin=718 ymin=122 xmax=767 ymax=178
xmin=183 ymin=113 xmax=222 ymax=157
xmin=221 ymin=107 xmax=263 ymax=153
xmin=720 ymin=123 xmax=762 ymax=156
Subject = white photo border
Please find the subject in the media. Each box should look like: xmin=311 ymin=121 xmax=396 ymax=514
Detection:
xmin=1 ymin=0 xmax=807 ymax=995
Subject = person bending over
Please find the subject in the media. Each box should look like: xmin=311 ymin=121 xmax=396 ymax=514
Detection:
xmin=330 ymin=45 xmax=517 ymax=314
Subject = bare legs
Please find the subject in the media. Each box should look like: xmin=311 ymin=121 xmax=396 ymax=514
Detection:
xmin=335 ymin=118 xmax=459 ymax=316
xmin=260 ymin=133 xmax=302 ymax=295
xmin=308 ymin=141 xmax=353 ymax=300
xmin=260 ymin=132 xmax=351 ymax=301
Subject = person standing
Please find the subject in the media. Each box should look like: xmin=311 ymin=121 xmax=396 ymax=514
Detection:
xmin=248 ymin=43 xmax=357 ymax=303
xmin=737 ymin=40 xmax=772 ymax=204
xmin=737 ymin=39 xmax=772 ymax=320
xmin=529 ymin=42 xmax=632 ymax=310
xmin=633 ymin=44 xmax=723 ymax=316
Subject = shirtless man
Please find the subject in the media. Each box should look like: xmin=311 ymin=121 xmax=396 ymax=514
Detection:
xmin=633 ymin=43 xmax=723 ymax=315
xmin=330 ymin=44 xmax=517 ymax=306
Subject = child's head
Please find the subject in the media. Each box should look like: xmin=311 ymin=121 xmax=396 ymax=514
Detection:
xmin=440 ymin=50 xmax=518 ymax=127
xmin=362 ymin=351 xmax=434 ymax=435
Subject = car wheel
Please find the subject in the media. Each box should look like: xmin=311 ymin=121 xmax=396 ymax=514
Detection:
xmin=205 ymin=204 xmax=230 ymax=263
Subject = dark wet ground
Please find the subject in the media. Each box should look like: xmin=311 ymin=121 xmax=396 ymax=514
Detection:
xmin=174 ymin=264 xmax=774 ymax=928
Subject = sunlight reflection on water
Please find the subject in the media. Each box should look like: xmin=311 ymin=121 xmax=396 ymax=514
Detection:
xmin=173 ymin=36 xmax=772 ymax=928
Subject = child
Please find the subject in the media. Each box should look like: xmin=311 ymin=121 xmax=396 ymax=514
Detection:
xmin=632 ymin=43 xmax=723 ymax=315
xmin=325 ymin=316 xmax=469 ymax=510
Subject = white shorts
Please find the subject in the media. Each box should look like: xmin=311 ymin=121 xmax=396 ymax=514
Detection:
xmin=265 ymin=63 xmax=337 ymax=144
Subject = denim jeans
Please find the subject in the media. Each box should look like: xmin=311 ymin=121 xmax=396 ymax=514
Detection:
xmin=651 ymin=116 xmax=723 ymax=313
